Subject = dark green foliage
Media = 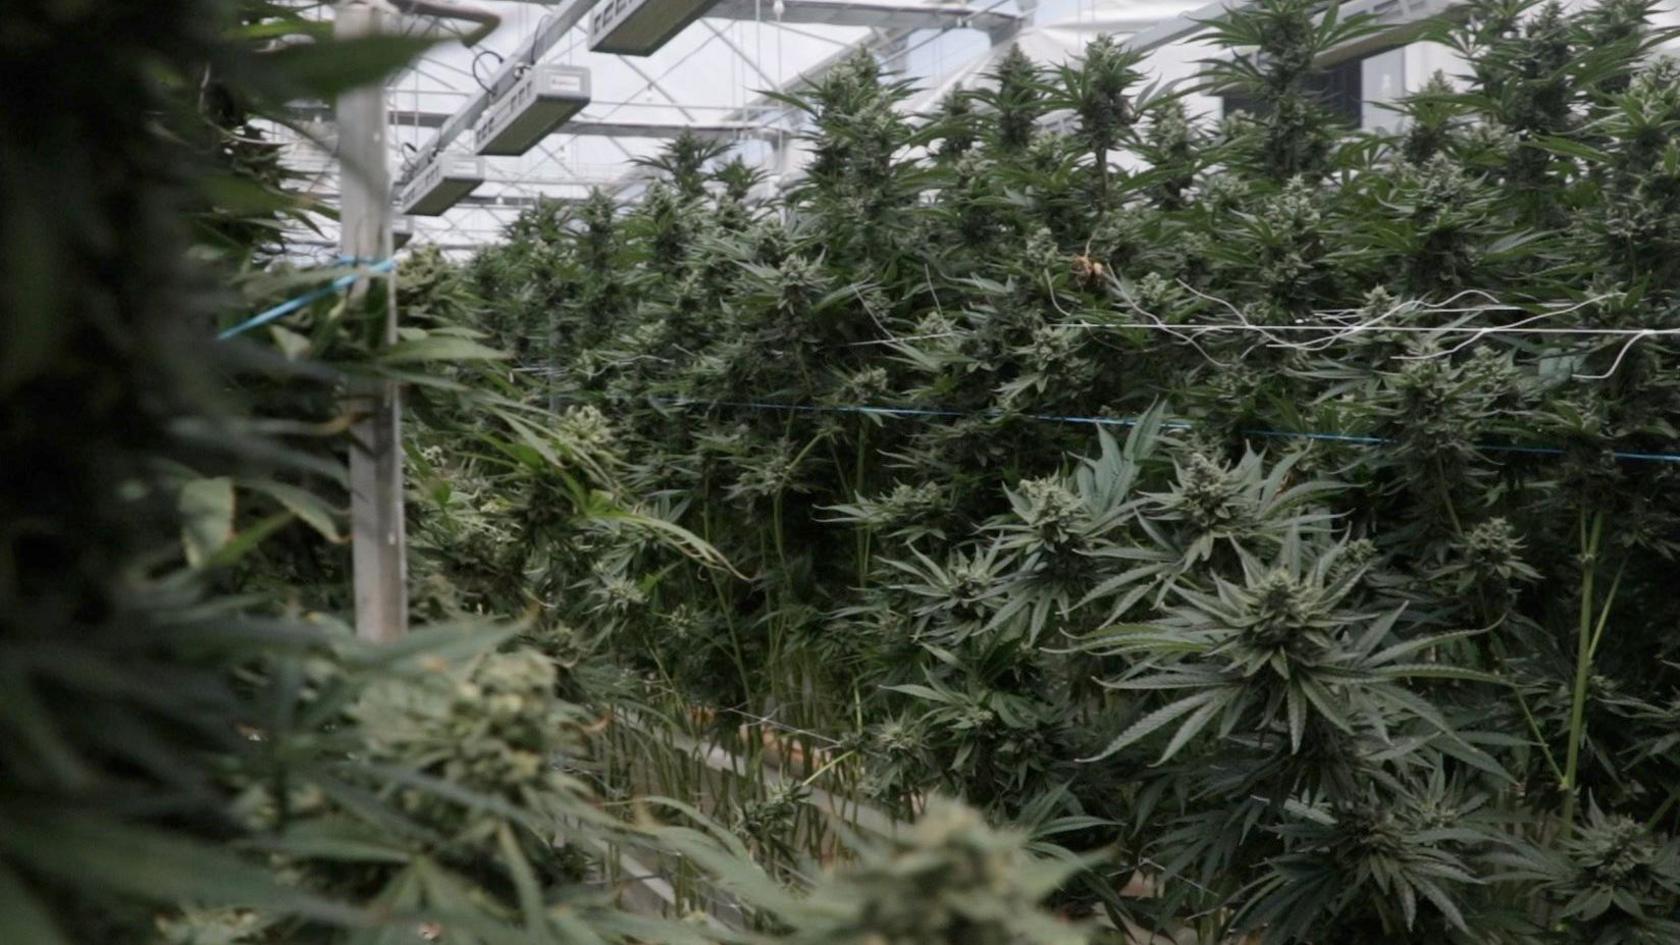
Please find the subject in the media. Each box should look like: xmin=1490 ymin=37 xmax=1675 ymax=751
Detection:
xmin=0 ymin=4 xmax=379 ymax=940
xmin=1050 ymin=35 xmax=1148 ymax=204
xmin=1200 ymin=0 xmax=1384 ymax=180
xmin=3 ymin=6 xmax=1090 ymax=945
xmin=452 ymin=4 xmax=1680 ymax=943
xmin=982 ymin=45 xmax=1049 ymax=157
xmin=0 ymin=3 xmax=695 ymax=941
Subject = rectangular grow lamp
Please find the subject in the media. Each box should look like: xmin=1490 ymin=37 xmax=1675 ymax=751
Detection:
xmin=392 ymin=217 xmax=414 ymax=249
xmin=588 ymin=0 xmax=723 ymax=57
xmin=399 ymin=153 xmax=485 ymax=216
xmin=474 ymin=65 xmax=592 ymax=156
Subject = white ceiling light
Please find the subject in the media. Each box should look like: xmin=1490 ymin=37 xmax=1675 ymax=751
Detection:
xmin=398 ymin=153 xmax=486 ymax=216
xmin=589 ymin=0 xmax=724 ymax=56
xmin=474 ymin=65 xmax=592 ymax=156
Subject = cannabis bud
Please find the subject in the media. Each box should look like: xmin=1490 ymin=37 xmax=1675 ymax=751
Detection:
xmin=1465 ymin=517 xmax=1537 ymax=582
xmin=1017 ymin=476 xmax=1085 ymax=546
xmin=1177 ymin=453 xmax=1244 ymax=532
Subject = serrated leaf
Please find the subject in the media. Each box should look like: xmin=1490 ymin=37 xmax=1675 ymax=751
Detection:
xmin=1079 ymin=689 xmax=1224 ymax=762
xmin=1158 ymin=693 xmax=1227 ymax=764
xmin=884 ymin=683 xmax=952 ymax=703
xmin=1380 ymin=663 xmax=1502 ymax=685
xmin=242 ymin=478 xmax=345 ymax=542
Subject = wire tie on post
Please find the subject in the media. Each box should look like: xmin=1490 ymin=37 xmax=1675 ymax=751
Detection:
xmin=217 ymin=258 xmax=396 ymax=341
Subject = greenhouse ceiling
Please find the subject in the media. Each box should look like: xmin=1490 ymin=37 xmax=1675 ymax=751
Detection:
xmin=279 ymin=0 xmax=1680 ymax=254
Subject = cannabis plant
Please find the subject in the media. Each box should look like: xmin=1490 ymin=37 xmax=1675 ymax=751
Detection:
xmin=442 ymin=1 xmax=1680 ymax=941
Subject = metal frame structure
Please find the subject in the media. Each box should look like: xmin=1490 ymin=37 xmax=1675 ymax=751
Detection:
xmin=287 ymin=0 xmax=1489 ymax=258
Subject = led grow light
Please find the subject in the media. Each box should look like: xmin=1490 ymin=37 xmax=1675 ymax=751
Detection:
xmin=398 ymin=153 xmax=485 ymax=216
xmin=392 ymin=217 xmax=414 ymax=249
xmin=473 ymin=65 xmax=591 ymax=156
xmin=588 ymin=0 xmax=723 ymax=56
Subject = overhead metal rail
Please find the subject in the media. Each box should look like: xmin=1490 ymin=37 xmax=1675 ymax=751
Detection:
xmin=568 ymin=118 xmax=768 ymax=138
xmin=473 ymin=64 xmax=593 ymax=155
xmin=391 ymin=0 xmax=502 ymax=45
xmin=296 ymin=104 xmax=774 ymax=139
xmin=590 ymin=0 xmax=1019 ymax=57
xmin=303 ymin=169 xmax=639 ymax=208
xmin=456 ymin=192 xmax=590 ymax=209
xmin=709 ymin=0 xmax=1019 ymax=33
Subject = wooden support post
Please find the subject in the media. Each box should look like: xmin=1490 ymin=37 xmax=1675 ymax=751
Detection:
xmin=337 ymin=0 xmax=408 ymax=642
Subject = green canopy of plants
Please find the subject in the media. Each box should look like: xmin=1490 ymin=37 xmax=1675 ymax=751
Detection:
xmin=0 ymin=2 xmax=1095 ymax=945
xmin=434 ymin=0 xmax=1680 ymax=941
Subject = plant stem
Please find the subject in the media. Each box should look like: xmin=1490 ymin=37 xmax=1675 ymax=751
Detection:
xmin=1560 ymin=510 xmax=1606 ymax=835
xmin=704 ymin=472 xmax=755 ymax=703
xmin=1587 ymin=558 xmax=1626 ymax=661
xmin=1434 ymin=455 xmax=1463 ymax=536
xmin=1513 ymin=683 xmax=1566 ymax=785
xmin=772 ymin=491 xmax=787 ymax=578
xmin=855 ymin=423 xmax=872 ymax=583
xmin=800 ymin=749 xmax=856 ymax=788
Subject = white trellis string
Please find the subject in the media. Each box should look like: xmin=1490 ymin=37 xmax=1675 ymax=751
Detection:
xmin=842 ymin=278 xmax=1670 ymax=380
xmin=1167 ymin=279 xmax=1626 ymax=355
xmin=1101 ymin=275 xmax=1244 ymax=367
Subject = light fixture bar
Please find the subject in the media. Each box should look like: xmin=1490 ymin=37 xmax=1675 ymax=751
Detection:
xmin=588 ymin=0 xmax=724 ymax=57
xmin=474 ymin=65 xmax=592 ymax=156
xmin=398 ymin=153 xmax=486 ymax=216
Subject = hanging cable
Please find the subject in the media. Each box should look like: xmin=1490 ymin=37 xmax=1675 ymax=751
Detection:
xmin=470 ymin=49 xmax=504 ymax=92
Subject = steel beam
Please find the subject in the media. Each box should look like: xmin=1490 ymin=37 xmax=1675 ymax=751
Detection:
xmin=297 ymin=105 xmax=776 ymax=139
xmin=710 ymin=0 xmax=1018 ymax=33
xmin=570 ymin=118 xmax=767 ymax=138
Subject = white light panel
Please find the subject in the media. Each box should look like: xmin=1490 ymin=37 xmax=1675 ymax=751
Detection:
xmin=398 ymin=153 xmax=486 ymax=216
xmin=474 ymin=65 xmax=592 ymax=156
xmin=588 ymin=0 xmax=723 ymax=57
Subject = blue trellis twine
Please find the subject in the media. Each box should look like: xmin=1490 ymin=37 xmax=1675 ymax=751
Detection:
xmin=653 ymin=397 xmax=1680 ymax=466
xmin=217 ymin=257 xmax=396 ymax=341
